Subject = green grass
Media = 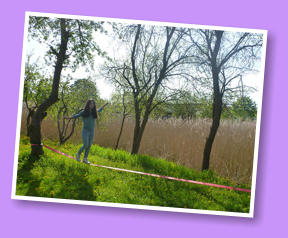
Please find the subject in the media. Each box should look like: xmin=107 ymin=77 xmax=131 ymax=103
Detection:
xmin=16 ymin=135 xmax=251 ymax=213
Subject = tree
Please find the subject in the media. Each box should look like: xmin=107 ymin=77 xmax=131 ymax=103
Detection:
xmin=169 ymin=91 xmax=200 ymax=120
xmin=187 ymin=29 xmax=262 ymax=170
xmin=113 ymin=90 xmax=130 ymax=150
xmin=56 ymin=81 xmax=76 ymax=145
xmin=23 ymin=59 xmax=52 ymax=136
xmin=231 ymin=96 xmax=257 ymax=120
xmin=55 ymin=78 xmax=100 ymax=144
xmin=69 ymin=78 xmax=100 ymax=108
xmin=27 ymin=16 xmax=104 ymax=156
xmin=104 ymin=24 xmax=191 ymax=154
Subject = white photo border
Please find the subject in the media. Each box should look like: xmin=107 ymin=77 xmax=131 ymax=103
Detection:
xmin=11 ymin=11 xmax=268 ymax=218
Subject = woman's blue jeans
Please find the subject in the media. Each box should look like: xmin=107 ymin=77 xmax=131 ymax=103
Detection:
xmin=77 ymin=128 xmax=94 ymax=159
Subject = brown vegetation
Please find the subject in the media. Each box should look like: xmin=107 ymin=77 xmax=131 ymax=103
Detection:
xmin=20 ymin=111 xmax=255 ymax=184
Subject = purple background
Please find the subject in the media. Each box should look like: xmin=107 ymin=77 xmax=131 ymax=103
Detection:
xmin=1 ymin=0 xmax=286 ymax=237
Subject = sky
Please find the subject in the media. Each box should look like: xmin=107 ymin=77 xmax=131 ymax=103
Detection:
xmin=25 ymin=19 xmax=264 ymax=105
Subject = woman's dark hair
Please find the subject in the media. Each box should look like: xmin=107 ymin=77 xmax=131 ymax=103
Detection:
xmin=82 ymin=99 xmax=98 ymax=118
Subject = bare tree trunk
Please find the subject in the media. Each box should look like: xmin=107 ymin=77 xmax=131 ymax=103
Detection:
xmin=131 ymin=99 xmax=142 ymax=154
xmin=29 ymin=19 xmax=69 ymax=156
xmin=26 ymin=109 xmax=34 ymax=137
xmin=202 ymin=30 xmax=223 ymax=170
xmin=24 ymin=87 xmax=35 ymax=137
xmin=130 ymin=71 xmax=169 ymax=154
xmin=59 ymin=119 xmax=77 ymax=145
xmin=57 ymin=107 xmax=77 ymax=145
xmin=128 ymin=26 xmax=176 ymax=155
xmin=115 ymin=92 xmax=128 ymax=150
xmin=131 ymin=121 xmax=147 ymax=154
xmin=202 ymin=93 xmax=222 ymax=170
xmin=115 ymin=114 xmax=127 ymax=150
xmin=29 ymin=112 xmax=45 ymax=155
xmin=131 ymin=106 xmax=150 ymax=154
xmin=57 ymin=99 xmax=78 ymax=145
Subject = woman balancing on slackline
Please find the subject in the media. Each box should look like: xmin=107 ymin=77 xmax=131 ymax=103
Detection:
xmin=64 ymin=99 xmax=109 ymax=164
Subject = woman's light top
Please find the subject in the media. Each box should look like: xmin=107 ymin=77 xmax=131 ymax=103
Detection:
xmin=72 ymin=107 xmax=103 ymax=131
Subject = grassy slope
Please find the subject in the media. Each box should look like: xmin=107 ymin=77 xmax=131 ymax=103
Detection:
xmin=16 ymin=136 xmax=251 ymax=213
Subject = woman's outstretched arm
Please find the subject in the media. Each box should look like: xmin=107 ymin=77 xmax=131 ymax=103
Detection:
xmin=97 ymin=102 xmax=109 ymax=113
xmin=64 ymin=110 xmax=84 ymax=119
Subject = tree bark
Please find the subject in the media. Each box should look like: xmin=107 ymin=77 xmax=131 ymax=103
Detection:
xmin=202 ymin=30 xmax=223 ymax=170
xmin=131 ymin=97 xmax=142 ymax=154
xmin=29 ymin=19 xmax=69 ymax=156
xmin=130 ymin=28 xmax=175 ymax=154
xmin=115 ymin=93 xmax=128 ymax=150
xmin=202 ymin=92 xmax=222 ymax=170
xmin=58 ymin=110 xmax=77 ymax=145
xmin=115 ymin=114 xmax=127 ymax=150
xmin=131 ymin=118 xmax=148 ymax=154
xmin=26 ymin=109 xmax=34 ymax=137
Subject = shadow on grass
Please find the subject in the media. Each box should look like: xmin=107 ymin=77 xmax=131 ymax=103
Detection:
xmin=16 ymin=154 xmax=96 ymax=201
xmin=137 ymin=168 xmax=248 ymax=212
xmin=15 ymin=148 xmax=249 ymax=212
xmin=16 ymin=154 xmax=41 ymax=196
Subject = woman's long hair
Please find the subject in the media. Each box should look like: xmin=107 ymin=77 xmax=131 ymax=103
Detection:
xmin=82 ymin=99 xmax=98 ymax=118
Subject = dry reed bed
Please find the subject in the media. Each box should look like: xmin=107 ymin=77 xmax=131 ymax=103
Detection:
xmin=20 ymin=113 xmax=256 ymax=184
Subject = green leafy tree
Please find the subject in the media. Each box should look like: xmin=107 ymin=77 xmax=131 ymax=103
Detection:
xmin=67 ymin=78 xmax=100 ymax=112
xmin=48 ymin=77 xmax=101 ymax=144
xmin=231 ymin=96 xmax=257 ymax=120
xmin=27 ymin=16 xmax=104 ymax=156
xmin=24 ymin=59 xmax=52 ymax=136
